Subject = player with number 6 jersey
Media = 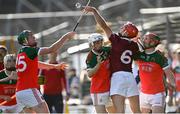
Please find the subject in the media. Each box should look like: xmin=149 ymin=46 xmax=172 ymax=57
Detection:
xmin=84 ymin=6 xmax=141 ymax=113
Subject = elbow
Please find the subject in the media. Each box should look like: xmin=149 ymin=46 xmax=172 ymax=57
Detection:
xmin=87 ymin=74 xmax=92 ymax=78
xmin=48 ymin=47 xmax=57 ymax=53
xmin=87 ymin=71 xmax=93 ymax=78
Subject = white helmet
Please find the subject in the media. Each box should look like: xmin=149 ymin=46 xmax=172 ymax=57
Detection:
xmin=3 ymin=54 xmax=16 ymax=64
xmin=88 ymin=33 xmax=103 ymax=45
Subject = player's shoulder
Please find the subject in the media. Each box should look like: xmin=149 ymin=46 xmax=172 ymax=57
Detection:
xmin=156 ymin=50 xmax=165 ymax=56
xmin=24 ymin=46 xmax=39 ymax=53
xmin=0 ymin=69 xmax=5 ymax=75
xmin=154 ymin=50 xmax=166 ymax=59
xmin=102 ymin=46 xmax=111 ymax=51
xmin=86 ymin=51 xmax=94 ymax=62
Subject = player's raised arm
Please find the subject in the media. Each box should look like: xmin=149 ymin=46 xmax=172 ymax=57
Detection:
xmin=84 ymin=6 xmax=112 ymax=38
xmin=39 ymin=31 xmax=76 ymax=55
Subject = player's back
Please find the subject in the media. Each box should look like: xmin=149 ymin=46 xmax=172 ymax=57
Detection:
xmin=109 ymin=33 xmax=139 ymax=73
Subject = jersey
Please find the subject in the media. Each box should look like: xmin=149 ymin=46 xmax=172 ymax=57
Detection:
xmin=16 ymin=46 xmax=40 ymax=91
xmin=134 ymin=50 xmax=169 ymax=94
xmin=109 ymin=33 xmax=139 ymax=73
xmin=0 ymin=70 xmax=17 ymax=105
xmin=0 ymin=62 xmax=4 ymax=71
xmin=41 ymin=63 xmax=68 ymax=95
xmin=86 ymin=46 xmax=111 ymax=93
xmin=174 ymin=66 xmax=180 ymax=92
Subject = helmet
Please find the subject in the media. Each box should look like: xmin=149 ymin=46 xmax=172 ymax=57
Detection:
xmin=17 ymin=30 xmax=31 ymax=45
xmin=3 ymin=54 xmax=16 ymax=64
xmin=88 ymin=33 xmax=103 ymax=45
xmin=0 ymin=45 xmax=7 ymax=54
xmin=142 ymin=32 xmax=160 ymax=49
xmin=120 ymin=22 xmax=138 ymax=38
xmin=0 ymin=45 xmax=8 ymax=62
xmin=4 ymin=54 xmax=16 ymax=71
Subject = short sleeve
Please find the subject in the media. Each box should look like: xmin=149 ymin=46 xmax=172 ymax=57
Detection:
xmin=85 ymin=52 xmax=96 ymax=69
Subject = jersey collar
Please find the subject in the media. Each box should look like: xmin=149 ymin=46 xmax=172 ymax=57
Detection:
xmin=145 ymin=50 xmax=156 ymax=55
xmin=92 ymin=49 xmax=103 ymax=56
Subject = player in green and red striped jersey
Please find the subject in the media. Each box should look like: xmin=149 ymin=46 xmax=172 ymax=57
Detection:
xmin=134 ymin=32 xmax=176 ymax=113
xmin=1 ymin=30 xmax=75 ymax=113
xmin=0 ymin=46 xmax=8 ymax=71
xmin=0 ymin=54 xmax=17 ymax=106
xmin=86 ymin=33 xmax=115 ymax=113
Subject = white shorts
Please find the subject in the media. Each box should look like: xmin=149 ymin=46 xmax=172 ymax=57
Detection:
xmin=176 ymin=92 xmax=180 ymax=99
xmin=140 ymin=92 xmax=166 ymax=109
xmin=91 ymin=91 xmax=112 ymax=107
xmin=110 ymin=71 xmax=139 ymax=97
xmin=0 ymin=105 xmax=18 ymax=113
xmin=15 ymin=88 xmax=45 ymax=112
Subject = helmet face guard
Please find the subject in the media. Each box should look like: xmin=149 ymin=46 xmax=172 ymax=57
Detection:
xmin=142 ymin=32 xmax=160 ymax=49
xmin=17 ymin=30 xmax=31 ymax=45
xmin=88 ymin=33 xmax=103 ymax=46
xmin=120 ymin=22 xmax=138 ymax=38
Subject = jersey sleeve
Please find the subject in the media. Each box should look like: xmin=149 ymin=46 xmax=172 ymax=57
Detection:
xmin=86 ymin=52 xmax=95 ymax=69
xmin=161 ymin=56 xmax=169 ymax=70
xmin=25 ymin=47 xmax=40 ymax=60
xmin=133 ymin=51 xmax=142 ymax=60
xmin=132 ymin=41 xmax=140 ymax=53
xmin=109 ymin=33 xmax=119 ymax=43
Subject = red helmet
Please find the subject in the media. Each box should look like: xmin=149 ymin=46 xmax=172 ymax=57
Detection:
xmin=120 ymin=22 xmax=138 ymax=38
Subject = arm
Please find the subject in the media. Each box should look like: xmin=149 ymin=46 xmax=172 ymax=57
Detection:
xmin=0 ymin=71 xmax=17 ymax=82
xmin=39 ymin=32 xmax=75 ymax=55
xmin=164 ymin=67 xmax=176 ymax=90
xmin=87 ymin=56 xmax=102 ymax=78
xmin=84 ymin=6 xmax=113 ymax=38
xmin=38 ymin=61 xmax=68 ymax=70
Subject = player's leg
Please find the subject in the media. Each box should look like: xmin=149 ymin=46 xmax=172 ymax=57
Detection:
xmin=151 ymin=92 xmax=166 ymax=113
xmin=111 ymin=95 xmax=126 ymax=113
xmin=110 ymin=71 xmax=128 ymax=113
xmin=106 ymin=105 xmax=115 ymax=113
xmin=91 ymin=92 xmax=110 ymax=113
xmin=141 ymin=107 xmax=151 ymax=113
xmin=54 ymin=94 xmax=63 ymax=113
xmin=127 ymin=73 xmax=141 ymax=113
xmin=151 ymin=106 xmax=164 ymax=113
xmin=139 ymin=92 xmax=152 ymax=113
xmin=94 ymin=105 xmax=107 ymax=113
xmin=128 ymin=95 xmax=141 ymax=113
xmin=105 ymin=98 xmax=115 ymax=113
xmin=30 ymin=101 xmax=50 ymax=113
xmin=43 ymin=94 xmax=54 ymax=112
xmin=22 ymin=108 xmax=35 ymax=113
